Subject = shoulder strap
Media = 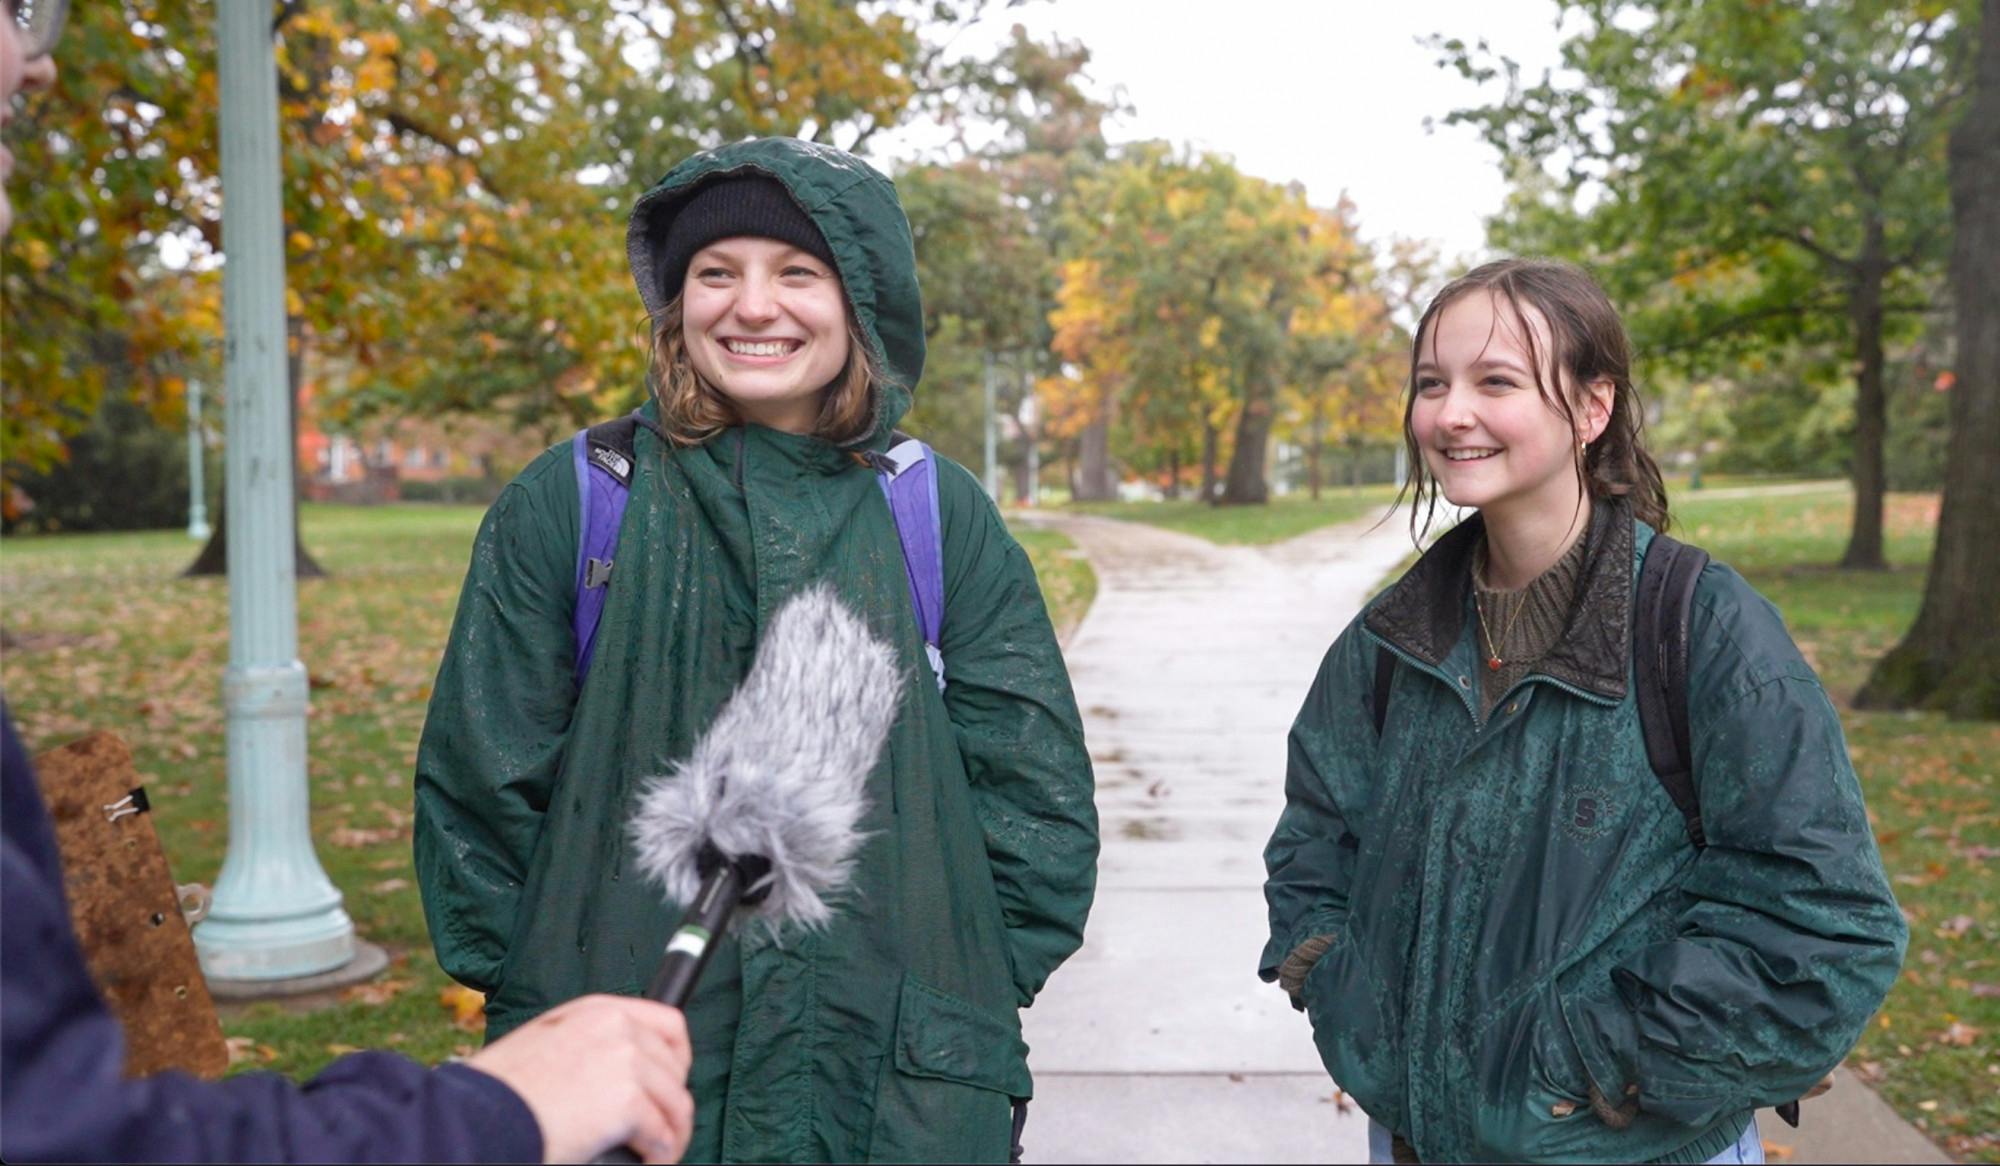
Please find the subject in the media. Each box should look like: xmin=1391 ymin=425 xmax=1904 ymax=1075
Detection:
xmin=1634 ymin=532 xmax=1711 ymax=849
xmin=876 ymin=437 xmax=947 ymax=691
xmin=572 ymin=415 xmax=645 ymax=683
xmin=1371 ymin=644 xmax=1396 ymax=737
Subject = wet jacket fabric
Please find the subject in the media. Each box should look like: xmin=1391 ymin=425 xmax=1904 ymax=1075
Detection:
xmin=414 ymin=138 xmax=1098 ymax=1164
xmin=0 ymin=708 xmax=541 ymax=1164
xmin=1260 ymin=501 xmax=1904 ymax=1164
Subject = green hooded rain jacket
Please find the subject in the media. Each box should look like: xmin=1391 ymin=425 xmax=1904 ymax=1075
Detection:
xmin=1261 ymin=500 xmax=1905 ymax=1164
xmin=414 ymin=138 xmax=1099 ymax=1164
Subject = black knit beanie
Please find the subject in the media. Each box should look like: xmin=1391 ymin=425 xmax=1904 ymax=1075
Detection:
xmin=653 ymin=176 xmax=837 ymax=303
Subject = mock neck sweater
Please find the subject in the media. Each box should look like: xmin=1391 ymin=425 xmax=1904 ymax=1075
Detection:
xmin=1472 ymin=530 xmax=1590 ymax=720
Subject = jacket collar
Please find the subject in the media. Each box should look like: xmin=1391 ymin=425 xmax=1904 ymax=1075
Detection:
xmin=1363 ymin=497 xmax=1637 ymax=701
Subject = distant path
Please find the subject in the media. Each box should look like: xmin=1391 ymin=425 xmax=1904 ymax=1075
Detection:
xmin=1012 ymin=508 xmax=1410 ymax=1164
xmin=1673 ymin=479 xmax=1847 ymax=500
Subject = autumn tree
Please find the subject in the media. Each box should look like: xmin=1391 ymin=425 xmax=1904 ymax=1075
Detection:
xmin=1 ymin=0 xmax=1035 ymax=499
xmin=1440 ymin=0 xmax=1971 ymax=567
xmin=1858 ymin=0 xmax=2000 ymax=719
xmin=1280 ymin=210 xmax=1408 ymax=499
xmin=1053 ymin=144 xmax=1238 ymax=500
xmin=899 ymin=27 xmax=1116 ymax=496
xmin=1051 ymin=144 xmax=1399 ymax=503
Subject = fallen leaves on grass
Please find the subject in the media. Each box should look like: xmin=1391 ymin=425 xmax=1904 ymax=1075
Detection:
xmin=342 ymin=978 xmax=412 ymax=1007
xmin=440 ymin=984 xmax=486 ymax=1033
xmin=1937 ymin=1021 xmax=1981 ymax=1048
xmin=224 ymin=1036 xmax=278 ymax=1066
xmin=1935 ymin=915 xmax=1976 ymax=940
xmin=328 ymin=824 xmax=409 ymax=848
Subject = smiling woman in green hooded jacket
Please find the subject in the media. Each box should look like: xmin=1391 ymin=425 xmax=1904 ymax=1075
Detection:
xmin=413 ymin=138 xmax=1099 ymax=1164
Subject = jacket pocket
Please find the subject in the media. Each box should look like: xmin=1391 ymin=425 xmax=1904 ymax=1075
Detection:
xmin=867 ymin=973 xmax=1026 ymax=1163
xmin=1302 ymin=935 xmax=1406 ymax=1135
xmin=1467 ymin=983 xmax=1597 ymax=1161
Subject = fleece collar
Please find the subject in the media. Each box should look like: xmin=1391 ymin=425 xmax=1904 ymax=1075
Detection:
xmin=1364 ymin=497 xmax=1638 ymax=701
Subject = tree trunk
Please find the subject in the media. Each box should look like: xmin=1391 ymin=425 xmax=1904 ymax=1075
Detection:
xmin=1308 ymin=398 xmax=1324 ymax=501
xmin=185 ymin=314 xmax=326 ymax=579
xmin=1074 ymin=418 xmax=1115 ymax=502
xmin=1222 ymin=395 xmax=1274 ymax=505
xmin=1164 ymin=449 xmax=1181 ymax=500
xmin=1839 ymin=228 xmax=1890 ymax=570
xmin=1857 ymin=0 xmax=2000 ymax=719
xmin=1223 ymin=297 xmax=1292 ymax=506
xmin=1200 ymin=421 xmax=1218 ymax=504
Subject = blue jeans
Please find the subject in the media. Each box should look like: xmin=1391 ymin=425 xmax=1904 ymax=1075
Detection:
xmin=1365 ymin=1116 xmax=1762 ymax=1163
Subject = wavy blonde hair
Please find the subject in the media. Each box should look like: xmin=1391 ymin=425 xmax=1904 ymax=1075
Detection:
xmin=649 ymin=294 xmax=883 ymax=447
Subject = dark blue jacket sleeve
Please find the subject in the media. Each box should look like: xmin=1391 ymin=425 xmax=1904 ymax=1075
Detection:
xmin=1 ymin=708 xmax=544 ymax=1164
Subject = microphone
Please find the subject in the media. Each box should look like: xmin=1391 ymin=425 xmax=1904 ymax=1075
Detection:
xmin=626 ymin=582 xmax=904 ymax=1007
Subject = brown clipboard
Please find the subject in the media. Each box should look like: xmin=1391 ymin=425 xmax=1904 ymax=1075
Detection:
xmin=32 ymin=731 xmax=229 ymax=1079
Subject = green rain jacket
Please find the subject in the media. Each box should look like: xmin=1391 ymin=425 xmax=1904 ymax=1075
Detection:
xmin=1261 ymin=500 xmax=1905 ymax=1164
xmin=414 ymin=139 xmax=1098 ymax=1164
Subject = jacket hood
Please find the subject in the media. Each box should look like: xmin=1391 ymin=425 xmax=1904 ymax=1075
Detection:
xmin=627 ymin=138 xmax=926 ymax=443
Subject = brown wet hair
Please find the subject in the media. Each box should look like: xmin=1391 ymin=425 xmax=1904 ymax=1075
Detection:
xmin=1398 ymin=256 xmax=1669 ymax=541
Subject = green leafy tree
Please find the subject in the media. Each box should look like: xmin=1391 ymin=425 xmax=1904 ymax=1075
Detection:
xmin=1860 ymin=0 xmax=2000 ymax=718
xmin=1438 ymin=0 xmax=1970 ymax=567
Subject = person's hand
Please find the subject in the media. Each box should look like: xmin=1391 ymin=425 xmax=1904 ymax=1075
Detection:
xmin=464 ymin=995 xmax=694 ymax=1164
xmin=1275 ymin=933 xmax=1337 ymax=1000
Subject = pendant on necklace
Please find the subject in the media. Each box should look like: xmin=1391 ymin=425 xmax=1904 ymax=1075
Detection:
xmin=1487 ymin=655 xmax=1504 ymax=672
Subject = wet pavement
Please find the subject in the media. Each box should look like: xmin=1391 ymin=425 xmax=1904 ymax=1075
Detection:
xmin=1017 ymin=508 xmax=1410 ymax=1164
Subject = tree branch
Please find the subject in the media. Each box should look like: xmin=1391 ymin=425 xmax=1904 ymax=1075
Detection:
xmin=1649 ymin=298 xmax=1848 ymax=357
xmin=1750 ymin=209 xmax=1861 ymax=275
xmin=381 ymin=110 xmax=510 ymax=203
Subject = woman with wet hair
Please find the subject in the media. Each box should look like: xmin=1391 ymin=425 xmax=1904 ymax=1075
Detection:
xmin=1262 ymin=258 xmax=1903 ymax=1164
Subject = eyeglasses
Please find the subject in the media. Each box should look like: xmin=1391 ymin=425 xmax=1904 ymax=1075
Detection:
xmin=12 ymin=0 xmax=67 ymax=60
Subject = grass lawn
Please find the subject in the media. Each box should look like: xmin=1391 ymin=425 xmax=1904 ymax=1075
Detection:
xmin=0 ymin=503 xmax=1097 ymax=1081
xmin=1009 ymin=524 xmax=1097 ymax=642
xmin=1668 ymin=488 xmax=1998 ymax=1162
xmin=1067 ymin=484 xmax=1400 ymax=545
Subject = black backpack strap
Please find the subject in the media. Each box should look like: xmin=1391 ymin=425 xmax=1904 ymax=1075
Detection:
xmin=1371 ymin=644 xmax=1396 ymax=737
xmin=583 ymin=411 xmax=660 ymax=485
xmin=1634 ymin=532 xmax=1711 ymax=850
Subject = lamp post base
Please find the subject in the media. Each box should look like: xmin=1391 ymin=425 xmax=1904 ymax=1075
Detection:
xmin=204 ymin=939 xmax=389 ymax=1003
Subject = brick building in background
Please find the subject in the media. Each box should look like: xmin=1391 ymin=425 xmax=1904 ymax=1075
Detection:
xmin=295 ymin=378 xmax=553 ymax=504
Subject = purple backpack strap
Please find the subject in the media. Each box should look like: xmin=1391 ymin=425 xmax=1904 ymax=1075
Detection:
xmin=572 ymin=426 xmax=635 ymax=683
xmin=877 ymin=437 xmax=946 ymax=691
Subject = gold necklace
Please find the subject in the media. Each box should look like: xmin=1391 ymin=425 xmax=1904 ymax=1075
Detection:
xmin=1473 ymin=545 xmax=1532 ymax=672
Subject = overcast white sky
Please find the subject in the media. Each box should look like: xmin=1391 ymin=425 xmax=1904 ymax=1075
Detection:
xmin=875 ymin=0 xmax=1573 ymax=265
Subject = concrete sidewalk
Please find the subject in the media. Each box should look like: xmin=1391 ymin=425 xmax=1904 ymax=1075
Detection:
xmin=1015 ymin=509 xmax=1947 ymax=1164
xmin=1018 ymin=511 xmax=1407 ymax=1163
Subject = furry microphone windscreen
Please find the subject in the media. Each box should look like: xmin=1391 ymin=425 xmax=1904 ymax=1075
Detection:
xmin=628 ymin=583 xmax=904 ymax=932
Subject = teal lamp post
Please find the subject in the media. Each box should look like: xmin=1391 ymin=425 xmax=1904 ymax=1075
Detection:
xmin=185 ymin=376 xmax=210 ymax=541
xmin=191 ymin=0 xmax=356 ymax=983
